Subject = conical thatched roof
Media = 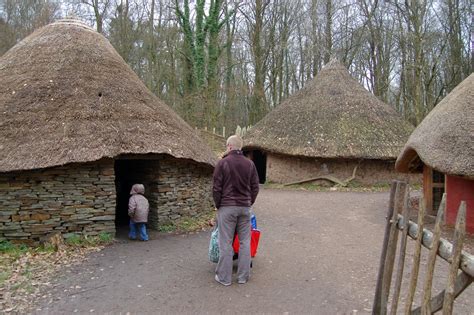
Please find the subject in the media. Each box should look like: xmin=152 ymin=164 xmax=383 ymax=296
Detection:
xmin=242 ymin=60 xmax=414 ymax=160
xmin=396 ymin=73 xmax=474 ymax=179
xmin=0 ymin=19 xmax=217 ymax=173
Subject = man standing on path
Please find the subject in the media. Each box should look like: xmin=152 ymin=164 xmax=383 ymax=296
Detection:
xmin=213 ymin=135 xmax=260 ymax=286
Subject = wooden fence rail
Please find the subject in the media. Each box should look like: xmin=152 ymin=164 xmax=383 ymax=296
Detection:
xmin=373 ymin=180 xmax=473 ymax=315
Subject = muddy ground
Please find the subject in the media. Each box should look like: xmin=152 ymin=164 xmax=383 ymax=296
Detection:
xmin=34 ymin=189 xmax=473 ymax=314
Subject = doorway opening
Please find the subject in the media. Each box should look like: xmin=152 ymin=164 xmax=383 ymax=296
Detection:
xmin=245 ymin=150 xmax=267 ymax=184
xmin=114 ymin=159 xmax=155 ymax=229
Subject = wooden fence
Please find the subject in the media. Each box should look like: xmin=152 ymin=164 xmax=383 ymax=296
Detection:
xmin=373 ymin=181 xmax=473 ymax=314
xmin=196 ymin=125 xmax=252 ymax=156
xmin=197 ymin=125 xmax=252 ymax=139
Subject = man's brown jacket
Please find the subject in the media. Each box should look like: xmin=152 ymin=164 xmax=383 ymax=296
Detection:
xmin=212 ymin=150 xmax=259 ymax=209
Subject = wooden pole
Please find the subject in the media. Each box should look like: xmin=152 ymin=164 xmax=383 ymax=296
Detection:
xmin=373 ymin=181 xmax=398 ymax=315
xmin=442 ymin=201 xmax=467 ymax=314
xmin=421 ymin=194 xmax=446 ymax=315
xmin=382 ymin=181 xmax=407 ymax=313
xmin=389 ymin=188 xmax=411 ymax=315
xmin=404 ymin=196 xmax=426 ymax=314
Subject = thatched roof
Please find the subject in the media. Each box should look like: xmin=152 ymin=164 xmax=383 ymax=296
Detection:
xmin=0 ymin=19 xmax=217 ymax=173
xmin=396 ymin=73 xmax=474 ymax=179
xmin=243 ymin=60 xmax=414 ymax=160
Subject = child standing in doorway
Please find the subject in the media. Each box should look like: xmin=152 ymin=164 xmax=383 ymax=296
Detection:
xmin=128 ymin=184 xmax=150 ymax=241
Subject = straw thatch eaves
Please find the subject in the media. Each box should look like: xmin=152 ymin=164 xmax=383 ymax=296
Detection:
xmin=396 ymin=73 xmax=474 ymax=179
xmin=0 ymin=19 xmax=217 ymax=173
xmin=243 ymin=60 xmax=414 ymax=160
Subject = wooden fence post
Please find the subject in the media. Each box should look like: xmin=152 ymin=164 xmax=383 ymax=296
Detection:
xmin=373 ymin=181 xmax=405 ymax=315
xmin=389 ymin=187 xmax=411 ymax=315
xmin=382 ymin=181 xmax=407 ymax=314
xmin=420 ymin=193 xmax=446 ymax=315
xmin=404 ymin=196 xmax=426 ymax=314
xmin=442 ymin=201 xmax=467 ymax=314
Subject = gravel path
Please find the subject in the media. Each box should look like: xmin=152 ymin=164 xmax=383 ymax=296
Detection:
xmin=34 ymin=188 xmax=473 ymax=314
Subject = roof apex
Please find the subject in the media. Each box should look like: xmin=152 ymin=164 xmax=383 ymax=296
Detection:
xmin=243 ymin=60 xmax=414 ymax=160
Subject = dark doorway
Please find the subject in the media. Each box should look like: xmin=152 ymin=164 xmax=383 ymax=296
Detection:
xmin=114 ymin=159 xmax=152 ymax=227
xmin=245 ymin=150 xmax=266 ymax=184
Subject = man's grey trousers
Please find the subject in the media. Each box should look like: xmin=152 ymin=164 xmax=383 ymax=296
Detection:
xmin=216 ymin=206 xmax=251 ymax=284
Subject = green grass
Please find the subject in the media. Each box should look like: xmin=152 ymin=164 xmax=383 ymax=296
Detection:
xmin=0 ymin=240 xmax=28 ymax=255
xmin=64 ymin=233 xmax=114 ymax=246
xmin=158 ymin=223 xmax=176 ymax=233
xmin=64 ymin=234 xmax=83 ymax=246
xmin=0 ymin=270 xmax=10 ymax=284
xmin=98 ymin=232 xmax=113 ymax=243
xmin=158 ymin=210 xmax=215 ymax=233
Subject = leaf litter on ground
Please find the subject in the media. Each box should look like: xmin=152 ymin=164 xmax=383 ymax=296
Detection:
xmin=0 ymin=243 xmax=106 ymax=314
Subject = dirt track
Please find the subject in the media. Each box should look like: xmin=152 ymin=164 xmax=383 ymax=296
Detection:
xmin=34 ymin=189 xmax=473 ymax=314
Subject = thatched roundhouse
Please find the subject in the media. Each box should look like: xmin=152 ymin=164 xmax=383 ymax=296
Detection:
xmin=396 ymin=73 xmax=473 ymax=233
xmin=243 ymin=60 xmax=417 ymax=186
xmin=0 ymin=19 xmax=217 ymax=243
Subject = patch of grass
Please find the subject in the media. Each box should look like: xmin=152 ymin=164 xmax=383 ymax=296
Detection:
xmin=0 ymin=240 xmax=28 ymax=255
xmin=36 ymin=244 xmax=56 ymax=253
xmin=158 ymin=210 xmax=215 ymax=234
xmin=64 ymin=233 xmax=114 ymax=247
xmin=64 ymin=234 xmax=83 ymax=246
xmin=0 ymin=270 xmax=11 ymax=285
xmin=98 ymin=232 xmax=113 ymax=243
xmin=158 ymin=223 xmax=176 ymax=233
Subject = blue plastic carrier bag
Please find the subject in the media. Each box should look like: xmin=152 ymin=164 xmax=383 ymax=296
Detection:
xmin=208 ymin=225 xmax=219 ymax=263
xmin=250 ymin=211 xmax=257 ymax=229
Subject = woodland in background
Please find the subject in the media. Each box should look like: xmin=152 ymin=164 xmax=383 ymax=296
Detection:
xmin=0 ymin=0 xmax=472 ymax=134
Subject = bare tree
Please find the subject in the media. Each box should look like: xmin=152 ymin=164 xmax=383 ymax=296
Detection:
xmin=0 ymin=0 xmax=60 ymax=56
xmin=80 ymin=0 xmax=112 ymax=33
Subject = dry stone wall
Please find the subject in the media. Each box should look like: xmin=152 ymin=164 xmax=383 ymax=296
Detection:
xmin=0 ymin=155 xmax=214 ymax=243
xmin=0 ymin=159 xmax=116 ymax=244
xmin=155 ymin=155 xmax=213 ymax=227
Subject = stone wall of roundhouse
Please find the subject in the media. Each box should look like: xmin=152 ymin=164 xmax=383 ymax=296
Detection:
xmin=266 ymin=154 xmax=420 ymax=186
xmin=0 ymin=159 xmax=116 ymax=244
xmin=154 ymin=155 xmax=213 ymax=227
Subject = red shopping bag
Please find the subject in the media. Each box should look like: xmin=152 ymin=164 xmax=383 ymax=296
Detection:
xmin=233 ymin=229 xmax=261 ymax=258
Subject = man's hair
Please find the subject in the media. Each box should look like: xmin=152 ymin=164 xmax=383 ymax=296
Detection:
xmin=226 ymin=135 xmax=243 ymax=150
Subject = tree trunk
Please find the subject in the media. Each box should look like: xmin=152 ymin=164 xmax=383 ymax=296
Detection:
xmin=323 ymin=0 xmax=332 ymax=63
